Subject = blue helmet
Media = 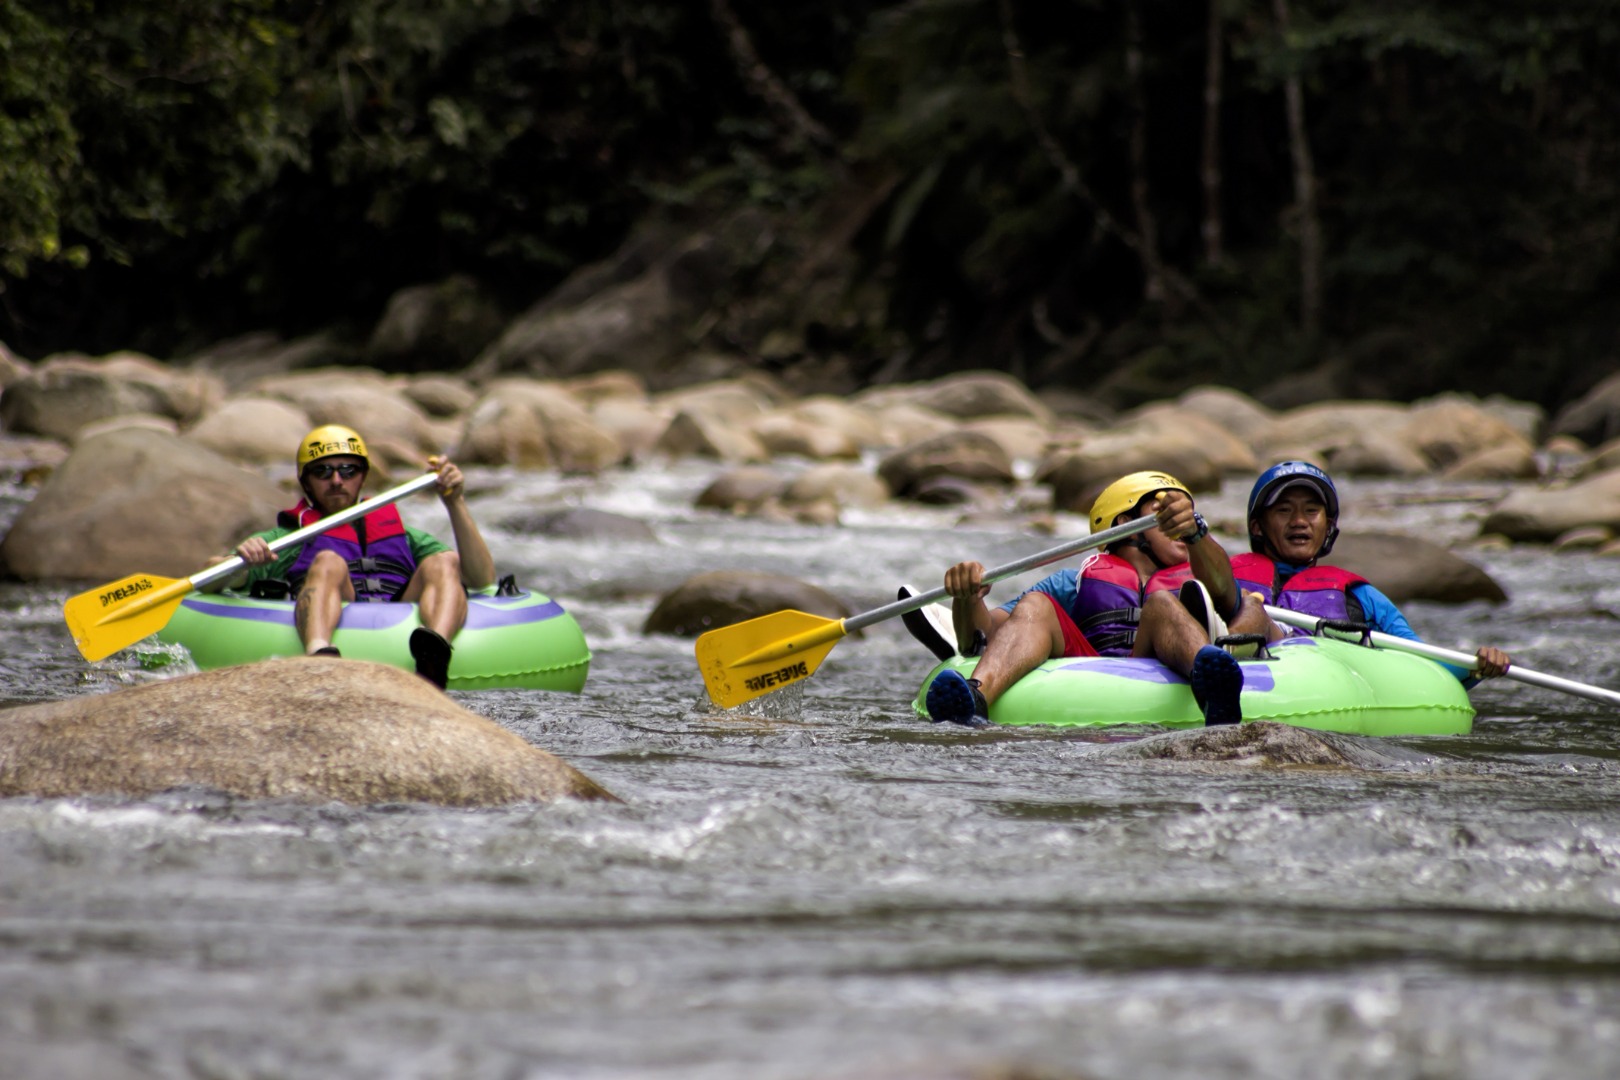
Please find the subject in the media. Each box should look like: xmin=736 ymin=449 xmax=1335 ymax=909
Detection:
xmin=1247 ymin=461 xmax=1340 ymax=558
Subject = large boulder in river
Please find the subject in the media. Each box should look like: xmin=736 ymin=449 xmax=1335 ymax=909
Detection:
xmin=695 ymin=467 xmax=785 ymax=513
xmin=184 ymin=395 xmax=313 ymax=465
xmin=1398 ymin=394 xmax=1535 ymax=471
xmin=1041 ymin=434 xmax=1224 ymax=515
xmin=366 ymin=275 xmax=506 ymax=372
xmin=248 ymin=369 xmax=441 ymax=467
xmin=472 ymin=214 xmax=772 ymax=384
xmin=877 ymin=431 xmax=1016 ymax=499
xmin=905 ymin=371 xmax=1056 ymax=425
xmin=0 ymin=351 xmax=223 ymax=441
xmin=1330 ymin=531 xmax=1507 ymax=605
xmin=0 ymin=658 xmax=614 ymax=806
xmin=644 ymin=571 xmax=850 ymax=637
xmin=1480 ymin=468 xmax=1620 ymax=542
xmin=458 ymin=380 xmax=624 ymax=472
xmin=0 ymin=427 xmax=285 ymax=581
xmin=1257 ymin=401 xmax=1415 ymax=475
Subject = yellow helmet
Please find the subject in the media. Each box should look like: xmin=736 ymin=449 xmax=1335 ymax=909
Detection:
xmin=296 ymin=424 xmax=369 ymax=472
xmin=1088 ymin=471 xmax=1191 ymax=533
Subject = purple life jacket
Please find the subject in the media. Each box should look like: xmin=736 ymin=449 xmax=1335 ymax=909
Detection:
xmin=1230 ymin=553 xmax=1367 ymax=627
xmin=1069 ymin=554 xmax=1192 ymax=656
xmin=281 ymin=500 xmax=417 ymax=602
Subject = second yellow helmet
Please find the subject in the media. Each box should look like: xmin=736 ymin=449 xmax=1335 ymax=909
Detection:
xmin=296 ymin=424 xmax=369 ymax=472
xmin=1088 ymin=471 xmax=1190 ymax=533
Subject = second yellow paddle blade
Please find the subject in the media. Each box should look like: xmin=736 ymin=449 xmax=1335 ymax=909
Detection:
xmin=63 ymin=573 xmax=189 ymax=662
xmin=694 ymin=609 xmax=846 ymax=709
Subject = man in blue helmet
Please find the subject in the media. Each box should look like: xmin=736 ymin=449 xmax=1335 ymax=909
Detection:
xmin=1236 ymin=461 xmax=1511 ymax=682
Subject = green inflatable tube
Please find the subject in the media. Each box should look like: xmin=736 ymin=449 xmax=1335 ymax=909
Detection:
xmin=155 ymin=588 xmax=591 ymax=693
xmin=912 ymin=635 xmax=1475 ymax=736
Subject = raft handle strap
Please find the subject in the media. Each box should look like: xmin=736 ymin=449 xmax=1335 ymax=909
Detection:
xmin=248 ymin=578 xmax=291 ymax=601
xmin=1215 ymin=632 xmax=1271 ymax=660
xmin=1318 ymin=618 xmax=1374 ymax=647
xmin=496 ymin=574 xmax=521 ymax=597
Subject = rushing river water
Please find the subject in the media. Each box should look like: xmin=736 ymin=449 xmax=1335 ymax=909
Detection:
xmin=3 ymin=460 xmax=1619 ymax=1080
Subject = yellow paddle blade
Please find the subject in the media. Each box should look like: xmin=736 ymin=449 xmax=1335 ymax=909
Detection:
xmin=694 ymin=609 xmax=849 ymax=708
xmin=63 ymin=573 xmax=194 ymax=662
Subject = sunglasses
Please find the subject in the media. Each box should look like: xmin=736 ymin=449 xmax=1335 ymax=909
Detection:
xmin=306 ymin=463 xmax=365 ymax=480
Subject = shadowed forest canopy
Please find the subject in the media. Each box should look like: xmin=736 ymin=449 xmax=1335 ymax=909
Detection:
xmin=1 ymin=0 xmax=1616 ymax=408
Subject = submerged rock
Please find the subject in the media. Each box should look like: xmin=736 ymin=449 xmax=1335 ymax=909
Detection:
xmin=1115 ymin=720 xmax=1438 ymax=769
xmin=0 ymin=658 xmax=615 ymax=806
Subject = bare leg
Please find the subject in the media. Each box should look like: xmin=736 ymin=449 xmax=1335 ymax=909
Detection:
xmin=397 ymin=551 xmax=467 ymax=642
xmin=1229 ymin=591 xmax=1286 ymax=641
xmin=971 ymin=594 xmax=1068 ymax=705
xmin=296 ymin=551 xmax=356 ymax=654
xmin=1130 ymin=590 xmax=1212 ymax=677
xmin=1137 ymin=589 xmax=1245 ymax=725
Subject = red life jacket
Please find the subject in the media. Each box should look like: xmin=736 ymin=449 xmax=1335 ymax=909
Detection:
xmin=1230 ymin=552 xmax=1368 ymax=625
xmin=1069 ymin=554 xmax=1194 ymax=655
xmin=280 ymin=500 xmax=417 ymax=601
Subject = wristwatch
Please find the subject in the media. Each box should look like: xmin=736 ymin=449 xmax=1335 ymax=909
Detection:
xmin=1183 ymin=511 xmax=1209 ymax=545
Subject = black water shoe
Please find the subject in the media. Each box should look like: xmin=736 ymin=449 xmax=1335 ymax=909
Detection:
xmin=1190 ymin=644 xmax=1243 ymax=726
xmin=311 ymin=646 xmax=341 ymax=658
xmin=409 ymin=627 xmax=453 ymax=690
xmin=924 ymin=669 xmax=991 ymax=728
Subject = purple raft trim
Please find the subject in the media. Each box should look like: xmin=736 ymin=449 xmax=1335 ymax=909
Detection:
xmin=1054 ymin=655 xmax=1277 ymax=693
xmin=177 ymin=593 xmax=566 ymax=631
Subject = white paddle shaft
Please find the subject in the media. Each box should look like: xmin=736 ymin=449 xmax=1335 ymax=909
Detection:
xmin=848 ymin=516 xmax=1158 ymax=634
xmin=1264 ymin=604 xmax=1620 ymax=709
xmin=186 ymin=471 xmax=443 ymax=590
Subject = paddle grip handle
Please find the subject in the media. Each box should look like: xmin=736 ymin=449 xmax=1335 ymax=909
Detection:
xmin=847 ymin=515 xmax=1158 ymax=635
xmin=1264 ymin=605 xmax=1620 ymax=709
xmin=187 ymin=470 xmax=445 ymax=590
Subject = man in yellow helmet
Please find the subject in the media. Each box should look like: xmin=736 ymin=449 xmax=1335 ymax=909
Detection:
xmin=926 ymin=471 xmax=1270 ymax=726
xmin=207 ymin=425 xmax=496 ymax=689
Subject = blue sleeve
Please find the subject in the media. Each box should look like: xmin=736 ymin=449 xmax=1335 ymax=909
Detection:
xmin=1000 ymin=567 xmax=1080 ymax=617
xmin=1351 ymin=583 xmax=1475 ymax=684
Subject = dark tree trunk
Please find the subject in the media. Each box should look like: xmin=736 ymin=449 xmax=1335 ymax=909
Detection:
xmin=1125 ymin=0 xmax=1164 ymax=302
xmin=1272 ymin=0 xmax=1323 ymax=338
xmin=1201 ymin=0 xmax=1225 ymax=267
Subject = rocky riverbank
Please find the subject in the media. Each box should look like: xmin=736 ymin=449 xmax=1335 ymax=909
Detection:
xmin=4 ymin=347 xmax=1620 ymax=597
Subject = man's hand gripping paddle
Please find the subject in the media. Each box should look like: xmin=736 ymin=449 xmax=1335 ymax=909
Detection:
xmin=1264 ymin=605 xmax=1620 ymax=708
xmin=63 ymin=471 xmax=444 ymax=662
xmin=695 ymin=515 xmax=1158 ymax=708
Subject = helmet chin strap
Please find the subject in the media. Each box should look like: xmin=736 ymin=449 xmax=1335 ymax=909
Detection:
xmin=1132 ymin=533 xmax=1173 ymax=568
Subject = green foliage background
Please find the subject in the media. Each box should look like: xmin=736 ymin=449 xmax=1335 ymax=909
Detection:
xmin=1 ymin=0 xmax=1615 ymax=407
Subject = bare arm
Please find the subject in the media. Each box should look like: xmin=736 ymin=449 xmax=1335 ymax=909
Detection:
xmin=1154 ymin=490 xmax=1241 ymax=619
xmin=200 ymin=535 xmax=274 ymax=593
xmin=944 ymin=560 xmax=1012 ymax=654
xmin=430 ymin=456 xmax=497 ymax=590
